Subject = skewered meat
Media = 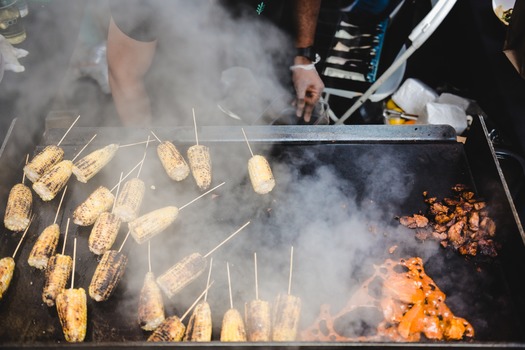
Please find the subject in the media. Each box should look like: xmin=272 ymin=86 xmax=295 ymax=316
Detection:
xmin=128 ymin=206 xmax=179 ymax=244
xmin=156 ymin=252 xmax=207 ymax=299
xmin=72 ymin=143 xmax=119 ymax=183
xmin=147 ymin=315 xmax=186 ymax=342
xmin=187 ymin=145 xmax=212 ymax=191
xmin=0 ymin=257 xmax=15 ymax=300
xmin=184 ymin=301 xmax=212 ymax=341
xmin=56 ymin=288 xmax=87 ymax=342
xmin=138 ymin=271 xmax=165 ymax=331
xmin=73 ymin=186 xmax=115 ymax=226
xmin=245 ymin=299 xmax=271 ymax=341
xmin=28 ymin=223 xmax=59 ymax=269
xmin=89 ymin=250 xmax=128 ymax=302
xmin=23 ymin=145 xmax=64 ymax=183
xmin=88 ymin=212 xmax=122 ymax=255
xmin=4 ymin=183 xmax=32 ymax=231
xmin=33 ymin=160 xmax=73 ymax=201
xmin=272 ymin=293 xmax=302 ymax=341
xmin=157 ymin=141 xmax=190 ymax=181
xmin=247 ymin=155 xmax=275 ymax=195
xmin=113 ymin=177 xmax=145 ymax=222
xmin=220 ymin=308 xmax=247 ymax=341
xmin=42 ymin=254 xmax=72 ymax=307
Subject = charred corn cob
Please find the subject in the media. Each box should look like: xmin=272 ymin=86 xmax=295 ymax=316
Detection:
xmin=113 ymin=177 xmax=145 ymax=222
xmin=33 ymin=160 xmax=73 ymax=201
xmin=156 ymin=252 xmax=207 ymax=299
xmin=184 ymin=301 xmax=212 ymax=341
xmin=4 ymin=183 xmax=32 ymax=231
xmin=23 ymin=145 xmax=64 ymax=183
xmin=89 ymin=250 xmax=128 ymax=302
xmin=245 ymin=299 xmax=271 ymax=341
xmin=73 ymin=186 xmax=115 ymax=226
xmin=128 ymin=206 xmax=179 ymax=244
xmin=147 ymin=315 xmax=186 ymax=342
xmin=157 ymin=141 xmax=190 ymax=181
xmin=0 ymin=257 xmax=15 ymax=300
xmin=28 ymin=223 xmax=60 ymax=269
xmin=88 ymin=212 xmax=122 ymax=255
xmin=248 ymin=155 xmax=275 ymax=195
xmin=272 ymin=293 xmax=302 ymax=341
xmin=221 ymin=308 xmax=247 ymax=341
xmin=187 ymin=145 xmax=212 ymax=191
xmin=42 ymin=254 xmax=73 ymax=307
xmin=56 ymin=288 xmax=87 ymax=342
xmin=72 ymin=143 xmax=119 ymax=183
xmin=138 ymin=271 xmax=165 ymax=331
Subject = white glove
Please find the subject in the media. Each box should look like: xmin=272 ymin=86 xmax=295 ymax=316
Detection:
xmin=0 ymin=34 xmax=28 ymax=73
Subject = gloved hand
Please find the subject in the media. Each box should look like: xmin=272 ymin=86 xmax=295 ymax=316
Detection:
xmin=0 ymin=34 xmax=28 ymax=73
xmin=292 ymin=60 xmax=325 ymax=123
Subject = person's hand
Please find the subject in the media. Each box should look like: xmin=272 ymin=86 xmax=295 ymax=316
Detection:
xmin=292 ymin=57 xmax=324 ymax=123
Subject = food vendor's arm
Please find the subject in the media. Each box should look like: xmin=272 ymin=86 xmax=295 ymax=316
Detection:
xmin=292 ymin=0 xmax=324 ymax=123
xmin=107 ymin=17 xmax=157 ymax=126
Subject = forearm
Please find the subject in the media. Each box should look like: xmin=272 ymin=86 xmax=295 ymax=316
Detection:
xmin=108 ymin=73 xmax=153 ymax=126
xmin=294 ymin=0 xmax=321 ymax=50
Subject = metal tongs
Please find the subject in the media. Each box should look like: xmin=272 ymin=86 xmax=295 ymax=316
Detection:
xmin=383 ymin=109 xmax=418 ymax=121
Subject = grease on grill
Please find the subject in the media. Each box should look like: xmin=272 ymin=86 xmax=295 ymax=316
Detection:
xmin=398 ymin=184 xmax=499 ymax=257
xmin=301 ymin=257 xmax=474 ymax=342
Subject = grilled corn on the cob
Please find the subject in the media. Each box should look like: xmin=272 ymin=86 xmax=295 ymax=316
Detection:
xmin=33 ymin=160 xmax=73 ymax=201
xmin=23 ymin=145 xmax=64 ymax=183
xmin=220 ymin=308 xmax=247 ymax=341
xmin=245 ymin=299 xmax=271 ymax=341
xmin=248 ymin=155 xmax=275 ymax=194
xmin=128 ymin=206 xmax=179 ymax=244
xmin=28 ymin=223 xmax=60 ymax=269
xmin=73 ymin=186 xmax=115 ymax=226
xmin=4 ymin=183 xmax=32 ymax=232
xmin=157 ymin=141 xmax=190 ymax=181
xmin=42 ymin=254 xmax=73 ymax=307
xmin=147 ymin=315 xmax=186 ymax=342
xmin=187 ymin=145 xmax=212 ymax=191
xmin=72 ymin=143 xmax=119 ymax=183
xmin=113 ymin=177 xmax=145 ymax=222
xmin=138 ymin=271 xmax=165 ymax=331
xmin=272 ymin=293 xmax=302 ymax=341
xmin=89 ymin=250 xmax=128 ymax=302
xmin=56 ymin=288 xmax=87 ymax=342
xmin=184 ymin=301 xmax=212 ymax=341
xmin=88 ymin=212 xmax=122 ymax=255
xmin=0 ymin=257 xmax=15 ymax=300
xmin=156 ymin=252 xmax=207 ymax=299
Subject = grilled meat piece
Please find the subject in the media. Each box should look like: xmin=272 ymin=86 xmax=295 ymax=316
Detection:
xmin=399 ymin=214 xmax=428 ymax=229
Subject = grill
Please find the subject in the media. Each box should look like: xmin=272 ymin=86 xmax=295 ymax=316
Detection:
xmin=0 ymin=114 xmax=524 ymax=348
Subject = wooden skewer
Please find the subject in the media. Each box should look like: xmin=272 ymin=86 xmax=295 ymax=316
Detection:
xmin=71 ymin=134 xmax=97 ymax=162
xmin=227 ymin=262 xmax=233 ymax=310
xmin=12 ymin=214 xmax=34 ymax=259
xmin=56 ymin=115 xmax=80 ymax=147
xmin=288 ymin=246 xmax=294 ymax=295
xmin=150 ymin=131 xmax=162 ymax=143
xmin=119 ymin=139 xmax=157 ymax=148
xmin=61 ymin=218 xmax=70 ymax=256
xmin=118 ymin=231 xmax=131 ymax=253
xmin=53 ymin=186 xmax=68 ymax=225
xmin=204 ymin=257 xmax=213 ymax=302
xmin=192 ymin=108 xmax=199 ymax=146
xmin=22 ymin=154 xmax=29 ymax=184
xmin=110 ymin=159 xmax=144 ymax=192
xmin=241 ymin=128 xmax=254 ymax=158
xmin=179 ymin=181 xmax=225 ymax=211
xmin=203 ymin=221 xmax=250 ymax=259
xmin=180 ymin=280 xmax=215 ymax=322
xmin=147 ymin=241 xmax=152 ymax=273
xmin=254 ymin=252 xmax=259 ymax=300
xmin=70 ymin=237 xmax=77 ymax=289
xmin=136 ymin=136 xmax=151 ymax=179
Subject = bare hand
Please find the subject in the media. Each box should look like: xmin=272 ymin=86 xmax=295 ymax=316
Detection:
xmin=292 ymin=66 xmax=325 ymax=122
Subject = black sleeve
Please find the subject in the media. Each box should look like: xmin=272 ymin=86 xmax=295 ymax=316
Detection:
xmin=109 ymin=0 xmax=161 ymax=42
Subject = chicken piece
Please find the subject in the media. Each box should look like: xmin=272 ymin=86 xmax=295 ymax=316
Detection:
xmin=399 ymin=214 xmax=428 ymax=229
